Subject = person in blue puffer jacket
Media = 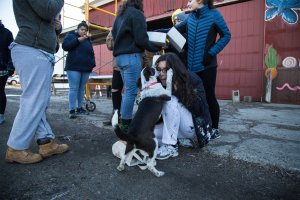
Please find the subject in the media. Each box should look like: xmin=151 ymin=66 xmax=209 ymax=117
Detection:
xmin=62 ymin=21 xmax=96 ymax=118
xmin=175 ymin=0 xmax=231 ymax=139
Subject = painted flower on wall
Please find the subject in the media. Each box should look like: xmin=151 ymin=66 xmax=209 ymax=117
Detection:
xmin=265 ymin=0 xmax=300 ymax=24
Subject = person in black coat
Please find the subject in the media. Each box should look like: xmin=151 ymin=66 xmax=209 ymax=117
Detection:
xmin=112 ymin=0 xmax=160 ymax=132
xmin=62 ymin=21 xmax=96 ymax=118
xmin=0 ymin=20 xmax=14 ymax=124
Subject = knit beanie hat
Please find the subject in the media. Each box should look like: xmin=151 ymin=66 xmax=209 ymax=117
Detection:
xmin=173 ymin=11 xmax=188 ymax=24
xmin=171 ymin=9 xmax=182 ymax=24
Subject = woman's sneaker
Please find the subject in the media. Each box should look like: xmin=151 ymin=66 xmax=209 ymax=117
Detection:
xmin=211 ymin=128 xmax=220 ymax=140
xmin=156 ymin=144 xmax=178 ymax=160
xmin=69 ymin=110 xmax=76 ymax=119
xmin=76 ymin=107 xmax=89 ymax=115
xmin=178 ymin=138 xmax=195 ymax=148
xmin=0 ymin=114 xmax=5 ymax=125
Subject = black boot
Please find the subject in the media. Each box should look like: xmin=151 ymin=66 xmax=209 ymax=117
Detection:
xmin=103 ymin=112 xmax=113 ymax=126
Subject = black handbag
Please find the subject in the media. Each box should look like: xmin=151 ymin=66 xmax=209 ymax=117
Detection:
xmin=193 ymin=115 xmax=211 ymax=148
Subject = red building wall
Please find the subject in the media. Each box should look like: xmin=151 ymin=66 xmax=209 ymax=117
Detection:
xmin=93 ymin=44 xmax=113 ymax=75
xmin=216 ymin=0 xmax=265 ymax=101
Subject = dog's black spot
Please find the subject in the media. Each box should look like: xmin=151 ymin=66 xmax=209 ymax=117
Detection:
xmin=143 ymin=67 xmax=155 ymax=81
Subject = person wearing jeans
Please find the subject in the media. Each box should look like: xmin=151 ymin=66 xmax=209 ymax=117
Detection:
xmin=62 ymin=21 xmax=96 ymax=118
xmin=66 ymin=70 xmax=90 ymax=117
xmin=115 ymin=53 xmax=142 ymax=120
xmin=112 ymin=0 xmax=160 ymax=132
xmin=6 ymin=0 xmax=68 ymax=164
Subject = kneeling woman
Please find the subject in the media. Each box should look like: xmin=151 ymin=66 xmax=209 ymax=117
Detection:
xmin=154 ymin=53 xmax=212 ymax=160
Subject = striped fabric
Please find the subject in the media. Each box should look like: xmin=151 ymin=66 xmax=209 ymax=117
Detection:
xmin=176 ymin=5 xmax=231 ymax=72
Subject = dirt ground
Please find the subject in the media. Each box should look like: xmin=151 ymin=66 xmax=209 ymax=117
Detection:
xmin=0 ymin=88 xmax=299 ymax=200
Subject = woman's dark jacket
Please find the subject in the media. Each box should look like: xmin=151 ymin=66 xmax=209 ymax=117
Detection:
xmin=112 ymin=5 xmax=160 ymax=57
xmin=176 ymin=5 xmax=231 ymax=72
xmin=62 ymin=32 xmax=96 ymax=72
xmin=0 ymin=23 xmax=14 ymax=72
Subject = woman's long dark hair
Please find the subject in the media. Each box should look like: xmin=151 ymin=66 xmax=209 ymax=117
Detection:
xmin=117 ymin=0 xmax=144 ymax=15
xmin=155 ymin=52 xmax=197 ymax=108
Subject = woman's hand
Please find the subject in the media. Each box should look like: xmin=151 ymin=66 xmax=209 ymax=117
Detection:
xmin=78 ymin=35 xmax=88 ymax=42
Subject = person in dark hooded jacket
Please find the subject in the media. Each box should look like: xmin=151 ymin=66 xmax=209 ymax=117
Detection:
xmin=62 ymin=21 xmax=96 ymax=118
xmin=0 ymin=20 xmax=14 ymax=124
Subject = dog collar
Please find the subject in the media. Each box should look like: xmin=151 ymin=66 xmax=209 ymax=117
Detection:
xmin=143 ymin=82 xmax=158 ymax=90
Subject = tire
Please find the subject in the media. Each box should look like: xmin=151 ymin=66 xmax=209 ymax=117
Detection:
xmin=86 ymin=101 xmax=96 ymax=112
xmin=11 ymin=80 xmax=17 ymax=85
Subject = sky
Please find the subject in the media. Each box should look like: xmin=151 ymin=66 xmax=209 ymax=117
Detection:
xmin=0 ymin=0 xmax=88 ymax=74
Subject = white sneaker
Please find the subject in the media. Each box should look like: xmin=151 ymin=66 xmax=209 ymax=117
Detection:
xmin=211 ymin=128 xmax=220 ymax=140
xmin=178 ymin=138 xmax=195 ymax=148
xmin=0 ymin=114 xmax=5 ymax=125
xmin=156 ymin=144 xmax=178 ymax=160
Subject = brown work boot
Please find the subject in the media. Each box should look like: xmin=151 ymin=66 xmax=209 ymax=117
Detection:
xmin=5 ymin=147 xmax=43 ymax=164
xmin=39 ymin=140 xmax=69 ymax=158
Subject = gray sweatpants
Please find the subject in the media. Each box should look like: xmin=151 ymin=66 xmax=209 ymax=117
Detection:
xmin=7 ymin=44 xmax=55 ymax=150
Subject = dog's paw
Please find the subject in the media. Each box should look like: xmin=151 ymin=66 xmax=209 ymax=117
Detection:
xmin=117 ymin=165 xmax=125 ymax=171
xmin=167 ymin=68 xmax=173 ymax=77
xmin=155 ymin=171 xmax=165 ymax=177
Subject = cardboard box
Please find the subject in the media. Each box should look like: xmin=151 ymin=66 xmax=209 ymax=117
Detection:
xmin=167 ymin=27 xmax=186 ymax=52
xmin=147 ymin=32 xmax=167 ymax=46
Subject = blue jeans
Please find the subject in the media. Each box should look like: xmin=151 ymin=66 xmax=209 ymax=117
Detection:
xmin=67 ymin=71 xmax=90 ymax=110
xmin=115 ymin=53 xmax=141 ymax=119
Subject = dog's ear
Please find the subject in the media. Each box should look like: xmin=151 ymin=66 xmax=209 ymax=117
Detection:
xmin=150 ymin=67 xmax=156 ymax=76
xmin=137 ymin=77 xmax=142 ymax=89
xmin=143 ymin=67 xmax=152 ymax=81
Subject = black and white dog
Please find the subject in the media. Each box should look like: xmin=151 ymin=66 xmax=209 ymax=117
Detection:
xmin=112 ymin=66 xmax=173 ymax=177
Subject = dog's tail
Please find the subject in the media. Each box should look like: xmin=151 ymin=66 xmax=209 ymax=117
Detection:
xmin=112 ymin=110 xmax=133 ymax=142
xmin=111 ymin=109 xmax=119 ymax=128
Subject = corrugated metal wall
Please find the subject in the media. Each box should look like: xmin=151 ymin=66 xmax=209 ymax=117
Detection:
xmin=216 ymin=0 xmax=265 ymax=101
xmin=89 ymin=0 xmax=187 ymax=26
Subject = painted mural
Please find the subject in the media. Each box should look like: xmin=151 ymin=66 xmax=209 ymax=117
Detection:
xmin=264 ymin=0 xmax=300 ymax=104
xmin=265 ymin=0 xmax=300 ymax=24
